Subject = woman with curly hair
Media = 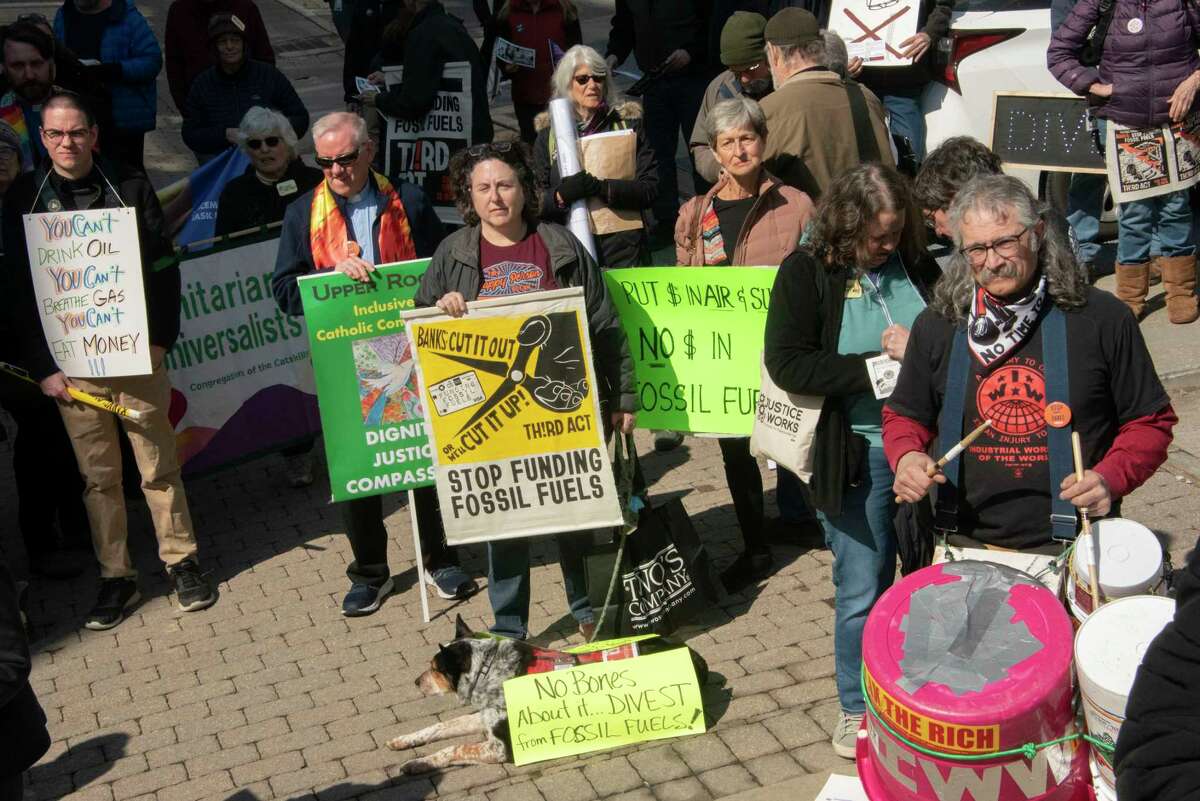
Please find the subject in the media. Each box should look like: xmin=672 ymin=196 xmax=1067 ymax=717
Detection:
xmin=763 ymin=162 xmax=940 ymax=758
xmin=415 ymin=141 xmax=635 ymax=641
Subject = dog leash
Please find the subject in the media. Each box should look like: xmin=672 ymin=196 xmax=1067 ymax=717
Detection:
xmin=466 ymin=642 xmax=499 ymax=699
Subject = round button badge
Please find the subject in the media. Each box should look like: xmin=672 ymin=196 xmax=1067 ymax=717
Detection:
xmin=1044 ymin=401 xmax=1072 ymax=428
xmin=1128 ymin=17 xmax=1144 ymax=33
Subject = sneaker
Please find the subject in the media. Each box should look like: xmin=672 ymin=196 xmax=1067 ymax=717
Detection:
xmin=653 ymin=430 xmax=684 ymax=452
xmin=720 ymin=550 xmax=773 ymax=593
xmin=85 ymin=578 xmax=140 ymax=630
xmin=285 ymin=453 xmax=315 ymax=488
xmin=343 ymin=577 xmax=395 ymax=616
xmin=169 ymin=560 xmax=216 ymax=612
xmin=423 ymin=566 xmax=477 ymax=600
xmin=832 ymin=711 xmax=864 ymax=758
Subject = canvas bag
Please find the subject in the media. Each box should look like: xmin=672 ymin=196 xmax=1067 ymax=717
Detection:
xmin=749 ymin=354 xmax=823 ymax=482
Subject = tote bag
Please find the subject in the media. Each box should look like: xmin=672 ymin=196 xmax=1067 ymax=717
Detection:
xmin=749 ymin=355 xmax=823 ymax=482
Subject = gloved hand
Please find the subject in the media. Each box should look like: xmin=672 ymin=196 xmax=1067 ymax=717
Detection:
xmin=556 ymin=171 xmax=603 ymax=206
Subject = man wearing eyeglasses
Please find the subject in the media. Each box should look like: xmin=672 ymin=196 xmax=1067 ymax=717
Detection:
xmin=885 ymin=174 xmax=1175 ymax=553
xmin=2 ymin=92 xmax=216 ymax=629
xmin=271 ymin=112 xmax=476 ymax=616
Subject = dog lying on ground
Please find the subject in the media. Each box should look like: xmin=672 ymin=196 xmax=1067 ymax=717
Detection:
xmin=386 ymin=616 xmax=708 ymax=773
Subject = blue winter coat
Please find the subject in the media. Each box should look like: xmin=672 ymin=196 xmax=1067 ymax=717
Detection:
xmin=54 ymin=0 xmax=162 ymax=133
xmin=1048 ymin=0 xmax=1200 ymax=128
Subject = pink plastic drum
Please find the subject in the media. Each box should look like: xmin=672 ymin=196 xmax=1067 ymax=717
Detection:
xmin=857 ymin=561 xmax=1090 ymax=801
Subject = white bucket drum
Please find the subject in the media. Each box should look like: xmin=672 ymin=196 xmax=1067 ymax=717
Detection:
xmin=1068 ymin=518 xmax=1163 ymax=622
xmin=1074 ymin=595 xmax=1176 ymax=800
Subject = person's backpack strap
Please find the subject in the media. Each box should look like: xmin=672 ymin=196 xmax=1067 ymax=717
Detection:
xmin=1042 ymin=305 xmax=1077 ymax=541
xmin=1080 ymin=0 xmax=1117 ymax=67
xmin=844 ymin=80 xmax=882 ymax=164
xmin=933 ymin=325 xmax=970 ymax=535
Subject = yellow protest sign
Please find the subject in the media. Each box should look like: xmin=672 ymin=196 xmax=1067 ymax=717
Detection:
xmin=503 ymin=648 xmax=705 ymax=765
xmin=404 ymin=288 xmax=624 ymax=544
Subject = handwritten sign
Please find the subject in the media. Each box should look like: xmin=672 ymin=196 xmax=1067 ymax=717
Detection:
xmin=23 ymin=207 xmax=151 ymax=378
xmin=828 ymin=0 xmax=920 ymax=68
xmin=503 ymin=649 xmax=705 ymax=765
xmin=604 ymin=267 xmax=776 ymax=435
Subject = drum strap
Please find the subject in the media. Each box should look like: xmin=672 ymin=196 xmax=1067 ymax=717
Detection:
xmin=934 ymin=306 xmax=1076 ymax=541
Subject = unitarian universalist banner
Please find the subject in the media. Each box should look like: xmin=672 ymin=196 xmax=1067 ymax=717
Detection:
xmin=299 ymin=260 xmax=434 ymax=502
xmin=164 ymin=236 xmax=320 ymax=475
xmin=603 ymin=267 xmax=776 ymax=435
xmin=404 ymin=288 xmax=624 ymax=545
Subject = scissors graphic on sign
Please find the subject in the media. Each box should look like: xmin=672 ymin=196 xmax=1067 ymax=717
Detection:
xmin=843 ymin=6 xmax=912 ymax=60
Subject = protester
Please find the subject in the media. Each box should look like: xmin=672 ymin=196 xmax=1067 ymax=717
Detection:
xmin=887 ymin=175 xmax=1176 ymax=551
xmin=3 ymin=92 xmax=217 ymax=629
xmin=52 ymin=0 xmax=162 ymax=173
xmin=182 ymin=14 xmax=308 ymax=163
xmin=165 ymin=0 xmax=275 ymax=112
xmin=765 ymin=162 xmax=938 ymax=757
xmin=1 ymin=23 xmax=67 ymax=170
xmin=914 ymin=137 xmax=1004 ymax=241
xmin=675 ymin=96 xmax=819 ymax=589
xmin=690 ymin=12 xmax=773 ymax=185
xmin=271 ymin=112 xmax=478 ymax=613
xmin=605 ymin=0 xmax=712 ymax=235
xmin=759 ymin=8 xmax=892 ymax=199
xmin=371 ymin=0 xmax=494 ymax=146
xmin=0 ymin=561 xmax=50 ymax=801
xmin=341 ymin=0 xmax=403 ymax=105
xmin=494 ymin=0 xmax=582 ymax=143
xmin=327 ymin=0 xmax=357 ymax=41
xmin=0 ymin=123 xmax=19 ymax=246
xmin=1049 ymin=0 xmax=1200 ymax=323
xmin=416 ymin=141 xmax=635 ymax=641
xmin=533 ymin=45 xmax=657 ymax=269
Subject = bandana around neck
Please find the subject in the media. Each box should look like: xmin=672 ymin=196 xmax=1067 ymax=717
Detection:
xmin=967 ymin=274 xmax=1048 ymax=367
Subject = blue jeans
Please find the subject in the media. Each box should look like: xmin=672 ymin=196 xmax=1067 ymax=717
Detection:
xmin=488 ymin=532 xmax=594 ymax=640
xmin=1117 ymin=188 xmax=1195 ymax=264
xmin=881 ymin=89 xmax=927 ymax=162
xmin=817 ymin=446 xmax=897 ymax=713
xmin=1067 ymin=171 xmax=1105 ymax=264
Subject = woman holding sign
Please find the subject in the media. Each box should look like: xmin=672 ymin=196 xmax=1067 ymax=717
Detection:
xmin=674 ymin=95 xmax=819 ymax=592
xmin=417 ymin=141 xmax=635 ymax=641
xmin=763 ymin=163 xmax=939 ymax=758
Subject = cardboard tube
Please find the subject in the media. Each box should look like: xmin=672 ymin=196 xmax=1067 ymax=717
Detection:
xmin=548 ymin=98 xmax=599 ymax=261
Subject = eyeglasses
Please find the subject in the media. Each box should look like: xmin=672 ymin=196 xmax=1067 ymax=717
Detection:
xmin=314 ymin=149 xmax=360 ymax=168
xmin=43 ymin=128 xmax=91 ymax=143
xmin=573 ymin=73 xmax=606 ymax=86
xmin=730 ymin=63 xmax=762 ymax=76
xmin=960 ymin=225 xmax=1032 ymax=266
xmin=246 ymin=136 xmax=281 ymax=150
xmin=465 ymin=142 xmax=516 ymax=158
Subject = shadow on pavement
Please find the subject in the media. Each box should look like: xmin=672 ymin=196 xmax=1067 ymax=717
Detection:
xmin=27 ymin=731 xmax=130 ymax=792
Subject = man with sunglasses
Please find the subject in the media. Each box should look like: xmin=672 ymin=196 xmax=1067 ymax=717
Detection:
xmin=885 ymin=175 xmax=1175 ymax=554
xmin=272 ymin=112 xmax=476 ymax=615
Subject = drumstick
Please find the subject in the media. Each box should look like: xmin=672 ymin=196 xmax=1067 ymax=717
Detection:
xmin=0 ymin=361 xmax=144 ymax=420
xmin=1073 ymin=431 xmax=1102 ymax=608
xmin=894 ymin=419 xmax=992 ymax=503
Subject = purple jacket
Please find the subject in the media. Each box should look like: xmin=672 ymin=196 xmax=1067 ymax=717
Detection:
xmin=1047 ymin=0 xmax=1200 ymax=127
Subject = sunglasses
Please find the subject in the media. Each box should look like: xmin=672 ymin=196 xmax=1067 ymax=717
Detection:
xmin=314 ymin=149 xmax=360 ymax=168
xmin=246 ymin=136 xmax=281 ymax=150
xmin=465 ymin=142 xmax=516 ymax=158
xmin=573 ymin=73 xmax=606 ymax=86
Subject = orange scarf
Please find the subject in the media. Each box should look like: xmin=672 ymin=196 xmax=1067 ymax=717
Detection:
xmin=308 ymin=172 xmax=417 ymax=269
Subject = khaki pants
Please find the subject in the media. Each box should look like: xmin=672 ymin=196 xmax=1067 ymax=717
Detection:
xmin=58 ymin=363 xmax=198 ymax=578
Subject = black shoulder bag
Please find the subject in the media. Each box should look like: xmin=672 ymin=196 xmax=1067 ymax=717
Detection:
xmin=1079 ymin=0 xmax=1117 ymax=67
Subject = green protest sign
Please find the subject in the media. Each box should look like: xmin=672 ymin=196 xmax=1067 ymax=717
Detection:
xmin=299 ymin=260 xmax=433 ymax=502
xmin=604 ymin=267 xmax=777 ymax=434
xmin=503 ymin=648 xmax=705 ymax=765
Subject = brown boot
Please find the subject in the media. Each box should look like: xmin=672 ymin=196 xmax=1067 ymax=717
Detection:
xmin=1160 ymin=254 xmax=1200 ymax=324
xmin=1150 ymin=258 xmax=1163 ymax=286
xmin=1114 ymin=262 xmax=1150 ymax=318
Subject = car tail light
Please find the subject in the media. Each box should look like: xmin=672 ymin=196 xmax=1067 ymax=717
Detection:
xmin=935 ymin=28 xmax=1023 ymax=94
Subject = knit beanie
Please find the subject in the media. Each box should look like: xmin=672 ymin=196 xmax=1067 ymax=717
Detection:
xmin=720 ymin=12 xmax=767 ymax=67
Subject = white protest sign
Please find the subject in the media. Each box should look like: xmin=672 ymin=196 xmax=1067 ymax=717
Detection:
xmin=23 ymin=207 xmax=152 ymax=378
xmin=828 ymin=0 xmax=920 ymax=68
xmin=1105 ymin=111 xmax=1200 ymax=203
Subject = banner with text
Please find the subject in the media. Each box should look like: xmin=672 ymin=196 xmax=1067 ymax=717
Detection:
xmin=604 ymin=267 xmax=775 ymax=435
xmin=382 ymin=61 xmax=471 ymax=225
xmin=1105 ymin=111 xmax=1200 ymax=203
xmin=404 ymin=288 xmax=623 ymax=545
xmin=300 ymin=260 xmax=433 ymax=502
xmin=503 ymin=648 xmax=705 ymax=765
xmin=24 ymin=207 xmax=152 ymax=378
xmin=164 ymin=236 xmax=320 ymax=475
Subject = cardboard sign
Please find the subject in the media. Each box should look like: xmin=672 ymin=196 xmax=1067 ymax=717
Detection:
xmin=604 ymin=267 xmax=776 ymax=435
xmin=299 ymin=260 xmax=434 ymax=502
xmin=23 ymin=207 xmax=152 ymax=378
xmin=404 ymin=288 xmax=623 ymax=545
xmin=1105 ymin=110 xmax=1200 ymax=203
xmin=503 ymin=648 xmax=705 ymax=765
xmin=990 ymin=92 xmax=1105 ymax=174
xmin=828 ymin=0 xmax=920 ymax=68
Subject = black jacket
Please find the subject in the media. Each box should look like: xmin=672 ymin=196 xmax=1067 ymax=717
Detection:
xmin=1115 ymin=544 xmax=1200 ymax=801
xmin=2 ymin=160 xmax=182 ymax=381
xmin=0 ymin=562 xmax=49 ymax=778
xmin=764 ymin=248 xmax=939 ymax=515
xmin=272 ymin=174 xmax=444 ymax=316
xmin=374 ymin=1 xmax=494 ymax=145
xmin=182 ymin=60 xmax=310 ymax=160
xmin=606 ymin=0 xmax=711 ymax=75
xmin=532 ymin=102 xmax=657 ymax=269
xmin=342 ymin=0 xmax=404 ymax=103
xmin=214 ymin=160 xmax=325 ymax=238
xmin=415 ymin=222 xmax=635 ymax=414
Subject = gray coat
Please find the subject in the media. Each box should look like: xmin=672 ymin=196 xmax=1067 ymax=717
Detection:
xmin=415 ymin=222 xmax=636 ymax=414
